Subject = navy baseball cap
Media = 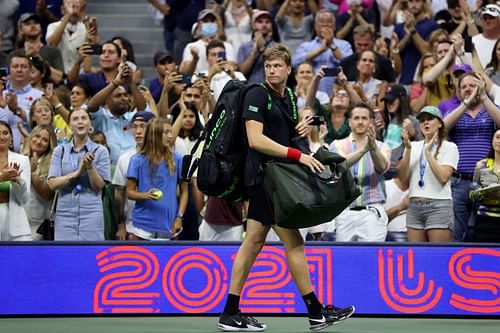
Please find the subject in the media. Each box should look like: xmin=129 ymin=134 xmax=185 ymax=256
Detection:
xmin=131 ymin=111 xmax=155 ymax=123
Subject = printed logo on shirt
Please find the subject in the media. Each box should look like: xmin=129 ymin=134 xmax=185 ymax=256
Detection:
xmin=248 ymin=105 xmax=259 ymax=113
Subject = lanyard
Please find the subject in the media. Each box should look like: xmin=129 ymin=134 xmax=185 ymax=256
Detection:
xmin=418 ymin=141 xmax=436 ymax=188
xmin=351 ymin=140 xmax=360 ymax=185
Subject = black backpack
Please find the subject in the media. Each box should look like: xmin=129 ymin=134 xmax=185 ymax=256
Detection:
xmin=182 ymin=80 xmax=278 ymax=202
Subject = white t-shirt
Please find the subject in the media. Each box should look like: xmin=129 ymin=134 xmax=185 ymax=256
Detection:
xmin=408 ymin=140 xmax=459 ymax=200
xmin=384 ymin=179 xmax=408 ymax=233
xmin=112 ymin=148 xmax=137 ymax=231
xmin=472 ymin=34 xmax=497 ymax=69
xmin=489 ymin=83 xmax=500 ymax=106
xmin=46 ymin=20 xmax=87 ymax=73
xmin=182 ymin=39 xmax=235 ymax=74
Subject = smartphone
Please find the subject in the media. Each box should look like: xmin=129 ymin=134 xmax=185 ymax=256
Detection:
xmin=323 ymin=67 xmax=341 ymax=77
xmin=217 ymin=51 xmax=227 ymax=61
xmin=464 ymin=36 xmax=473 ymax=53
xmin=90 ymin=44 xmax=102 ymax=55
xmin=45 ymin=83 xmax=54 ymax=95
xmin=89 ymin=17 xmax=97 ymax=28
xmin=181 ymin=73 xmax=193 ymax=85
xmin=310 ymin=116 xmax=325 ymax=126
xmin=0 ymin=67 xmax=8 ymax=78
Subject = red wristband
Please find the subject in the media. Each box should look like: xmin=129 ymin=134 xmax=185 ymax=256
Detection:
xmin=287 ymin=147 xmax=302 ymax=162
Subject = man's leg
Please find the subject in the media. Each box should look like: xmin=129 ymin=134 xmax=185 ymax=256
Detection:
xmin=273 ymin=225 xmax=355 ymax=331
xmin=451 ymin=178 xmax=472 ymax=242
xmin=218 ymin=219 xmax=269 ymax=332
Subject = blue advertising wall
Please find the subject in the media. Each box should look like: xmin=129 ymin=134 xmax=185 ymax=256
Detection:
xmin=0 ymin=243 xmax=499 ymax=316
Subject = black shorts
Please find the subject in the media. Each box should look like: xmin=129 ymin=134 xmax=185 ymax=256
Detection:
xmin=247 ymin=185 xmax=275 ymax=226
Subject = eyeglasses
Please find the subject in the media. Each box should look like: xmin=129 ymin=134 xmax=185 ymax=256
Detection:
xmin=334 ymin=92 xmax=349 ymax=98
xmin=445 ymin=74 xmax=454 ymax=90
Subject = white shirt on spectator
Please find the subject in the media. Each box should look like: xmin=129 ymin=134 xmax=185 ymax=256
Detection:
xmin=472 ymin=34 xmax=497 ymax=69
xmin=182 ymin=39 xmax=235 ymax=74
xmin=112 ymin=148 xmax=137 ymax=233
xmin=384 ymin=178 xmax=408 ymax=233
xmin=46 ymin=20 xmax=87 ymax=74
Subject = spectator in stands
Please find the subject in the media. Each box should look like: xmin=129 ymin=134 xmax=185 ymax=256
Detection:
xmin=0 ymin=120 xmax=32 ymax=241
xmin=394 ymin=0 xmax=439 ymax=85
xmin=422 ymin=37 xmax=462 ymax=106
xmin=470 ymin=128 xmax=500 ymax=243
xmin=350 ymin=50 xmax=387 ymax=106
xmin=399 ymin=106 xmax=458 ymax=242
xmin=410 ymin=53 xmax=437 ymax=113
xmin=112 ymin=36 xmax=142 ymax=83
xmin=293 ymin=8 xmax=353 ymax=94
xmin=74 ymin=41 xmax=126 ymax=96
xmin=47 ymin=107 xmax=110 ymax=241
xmin=202 ymin=39 xmax=246 ymax=101
xmin=295 ymin=62 xmax=330 ymax=109
xmin=380 ymin=84 xmax=421 ymax=179
xmin=336 ymin=0 xmax=377 ymax=47
xmin=113 ymin=111 xmax=154 ymax=241
xmin=329 ymin=103 xmax=391 ymax=242
xmin=15 ymin=13 xmax=64 ymax=84
xmin=22 ymin=124 xmax=57 ymax=239
xmin=340 ymin=25 xmax=396 ymax=84
xmin=46 ymin=0 xmax=89 ymax=74
xmin=373 ymin=33 xmax=402 ymax=78
xmin=180 ymin=9 xmax=235 ymax=75
xmin=485 ymin=38 xmax=500 ymax=86
xmin=29 ymin=55 xmax=51 ymax=91
xmin=86 ymin=63 xmax=146 ymax=165
xmin=0 ymin=50 xmax=44 ymax=152
xmin=472 ymin=4 xmax=500 ymax=68
xmin=222 ymin=0 xmax=253 ymax=54
xmin=325 ymin=86 xmax=352 ymax=143
xmin=443 ymin=72 xmax=500 ymax=242
xmin=148 ymin=50 xmax=178 ymax=103
xmin=27 ymin=96 xmax=54 ymax=131
xmin=237 ymin=9 xmax=279 ymax=84
xmin=275 ymin=0 xmax=318 ymax=52
xmin=437 ymin=63 xmax=472 ymax=115
xmin=126 ymin=118 xmax=188 ymax=240
xmin=438 ymin=0 xmax=479 ymax=38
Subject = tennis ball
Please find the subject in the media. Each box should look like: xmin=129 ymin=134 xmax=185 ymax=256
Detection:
xmin=152 ymin=190 xmax=163 ymax=200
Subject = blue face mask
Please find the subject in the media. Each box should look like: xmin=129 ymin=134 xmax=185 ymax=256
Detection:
xmin=200 ymin=22 xmax=218 ymax=37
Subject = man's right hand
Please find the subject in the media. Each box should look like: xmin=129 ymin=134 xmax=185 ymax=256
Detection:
xmin=115 ymin=63 xmax=132 ymax=85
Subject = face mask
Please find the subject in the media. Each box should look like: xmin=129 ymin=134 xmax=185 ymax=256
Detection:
xmin=200 ymin=22 xmax=218 ymax=37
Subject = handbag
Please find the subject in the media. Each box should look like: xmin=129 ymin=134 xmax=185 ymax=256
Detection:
xmin=263 ymin=147 xmax=361 ymax=229
xmin=36 ymin=190 xmax=58 ymax=240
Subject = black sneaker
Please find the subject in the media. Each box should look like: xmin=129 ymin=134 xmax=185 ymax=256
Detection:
xmin=217 ymin=311 xmax=267 ymax=332
xmin=308 ymin=305 xmax=355 ymax=331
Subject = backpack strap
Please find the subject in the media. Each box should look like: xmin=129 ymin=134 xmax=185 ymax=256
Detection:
xmin=285 ymin=86 xmax=298 ymax=123
xmin=259 ymin=83 xmax=273 ymax=111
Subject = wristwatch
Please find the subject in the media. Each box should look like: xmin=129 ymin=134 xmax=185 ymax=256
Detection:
xmin=13 ymin=107 xmax=22 ymax=117
xmin=330 ymin=44 xmax=338 ymax=51
xmin=176 ymin=212 xmax=184 ymax=220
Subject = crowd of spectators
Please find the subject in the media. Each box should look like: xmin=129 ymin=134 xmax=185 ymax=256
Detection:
xmin=0 ymin=0 xmax=499 ymax=243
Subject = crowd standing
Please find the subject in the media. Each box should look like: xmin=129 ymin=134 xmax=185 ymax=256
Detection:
xmin=0 ymin=0 xmax=499 ymax=243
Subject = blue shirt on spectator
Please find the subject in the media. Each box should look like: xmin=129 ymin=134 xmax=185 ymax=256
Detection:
xmin=237 ymin=40 xmax=278 ymax=84
xmin=127 ymin=152 xmax=183 ymax=233
xmin=395 ymin=18 xmax=439 ymax=85
xmin=292 ymin=37 xmax=353 ymax=94
xmin=91 ymin=107 xmax=137 ymax=165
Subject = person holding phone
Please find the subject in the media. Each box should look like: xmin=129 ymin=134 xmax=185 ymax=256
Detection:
xmin=398 ymin=106 xmax=458 ymax=242
xmin=47 ymin=107 xmax=110 ymax=241
xmin=201 ymin=40 xmax=246 ymax=101
xmin=472 ymin=4 xmax=500 ymax=68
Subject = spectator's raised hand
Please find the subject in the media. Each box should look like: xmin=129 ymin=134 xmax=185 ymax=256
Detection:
xmin=321 ymin=27 xmax=334 ymax=48
xmin=4 ymin=92 xmax=19 ymax=112
xmin=78 ymin=43 xmax=92 ymax=60
xmin=402 ymin=118 xmax=416 ymax=138
xmin=163 ymin=72 xmax=182 ymax=91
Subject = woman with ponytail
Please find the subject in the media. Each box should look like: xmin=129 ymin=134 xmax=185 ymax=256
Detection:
xmin=126 ymin=118 xmax=188 ymax=240
xmin=398 ymin=106 xmax=459 ymax=242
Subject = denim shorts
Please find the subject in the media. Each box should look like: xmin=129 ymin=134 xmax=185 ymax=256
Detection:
xmin=407 ymin=198 xmax=454 ymax=230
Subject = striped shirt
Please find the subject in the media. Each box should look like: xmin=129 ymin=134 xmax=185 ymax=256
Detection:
xmin=443 ymin=108 xmax=495 ymax=174
xmin=329 ymin=134 xmax=391 ymax=207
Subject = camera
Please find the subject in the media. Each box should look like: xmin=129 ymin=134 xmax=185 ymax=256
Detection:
xmin=323 ymin=67 xmax=341 ymax=77
xmin=310 ymin=116 xmax=325 ymax=126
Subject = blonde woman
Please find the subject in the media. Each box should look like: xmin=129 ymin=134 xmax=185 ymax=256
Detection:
xmin=22 ymin=124 xmax=57 ymax=239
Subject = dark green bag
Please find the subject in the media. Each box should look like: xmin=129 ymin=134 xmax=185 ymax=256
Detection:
xmin=263 ymin=147 xmax=361 ymax=229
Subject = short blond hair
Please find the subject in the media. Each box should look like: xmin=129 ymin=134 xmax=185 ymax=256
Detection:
xmin=263 ymin=44 xmax=292 ymax=66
